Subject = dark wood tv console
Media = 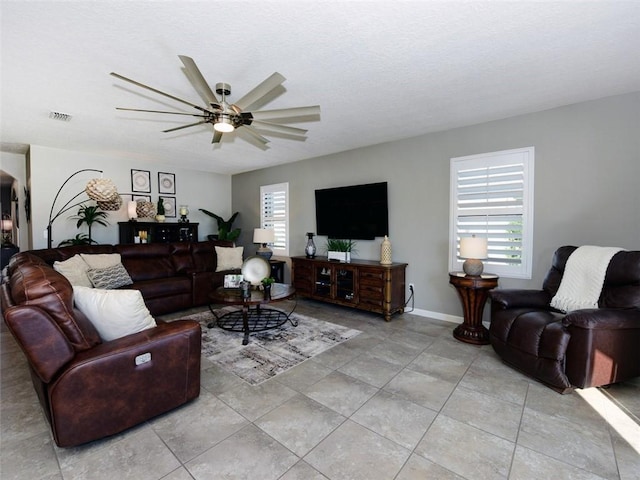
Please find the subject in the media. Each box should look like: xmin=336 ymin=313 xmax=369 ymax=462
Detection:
xmin=291 ymin=256 xmax=407 ymax=321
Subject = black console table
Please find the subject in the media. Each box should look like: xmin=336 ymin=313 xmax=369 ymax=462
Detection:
xmin=118 ymin=222 xmax=198 ymax=244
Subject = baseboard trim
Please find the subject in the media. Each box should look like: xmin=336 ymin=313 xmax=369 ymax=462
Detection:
xmin=406 ymin=308 xmax=463 ymax=324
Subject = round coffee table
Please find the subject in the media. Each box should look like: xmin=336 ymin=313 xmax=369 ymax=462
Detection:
xmin=208 ymin=283 xmax=297 ymax=345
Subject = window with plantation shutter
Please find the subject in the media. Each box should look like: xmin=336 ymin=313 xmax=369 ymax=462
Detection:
xmin=449 ymin=147 xmax=534 ymax=279
xmin=260 ymin=182 xmax=289 ymax=256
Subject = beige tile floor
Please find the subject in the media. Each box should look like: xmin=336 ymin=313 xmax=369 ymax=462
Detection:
xmin=2 ymin=299 xmax=639 ymax=479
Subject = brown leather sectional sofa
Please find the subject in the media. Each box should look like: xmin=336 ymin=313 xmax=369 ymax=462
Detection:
xmin=1 ymin=240 xmax=238 ymax=447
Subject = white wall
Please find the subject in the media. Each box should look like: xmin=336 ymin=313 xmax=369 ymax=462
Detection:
xmin=29 ymin=145 xmax=232 ymax=249
xmin=232 ymin=92 xmax=640 ymax=320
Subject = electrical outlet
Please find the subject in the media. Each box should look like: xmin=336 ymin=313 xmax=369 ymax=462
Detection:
xmin=409 ymin=283 xmax=415 ymax=291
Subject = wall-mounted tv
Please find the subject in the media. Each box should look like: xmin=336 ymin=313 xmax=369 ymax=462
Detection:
xmin=315 ymin=182 xmax=389 ymax=240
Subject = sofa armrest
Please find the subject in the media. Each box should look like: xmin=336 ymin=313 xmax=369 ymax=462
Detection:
xmin=3 ymin=305 xmax=74 ymax=383
xmin=489 ymin=289 xmax=552 ymax=311
xmin=48 ymin=320 xmax=201 ymax=447
xmin=562 ymin=308 xmax=640 ymax=330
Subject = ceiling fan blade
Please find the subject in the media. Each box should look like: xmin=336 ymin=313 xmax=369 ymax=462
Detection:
xmin=251 ymin=120 xmax=308 ymax=136
xmin=241 ymin=125 xmax=270 ymax=144
xmin=116 ymin=107 xmax=206 ymax=117
xmin=250 ymin=105 xmax=321 ymax=121
xmin=178 ymin=55 xmax=220 ymax=106
xmin=212 ymin=130 xmax=223 ymax=144
xmin=162 ymin=120 xmax=209 ymax=133
xmin=237 ymin=127 xmax=270 ymax=151
xmin=111 ymin=72 xmax=207 ymax=113
xmin=233 ymin=72 xmax=286 ymax=111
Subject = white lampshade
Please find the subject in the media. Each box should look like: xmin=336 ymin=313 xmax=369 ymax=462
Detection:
xmin=459 ymin=236 xmax=488 ymax=259
xmin=127 ymin=201 xmax=138 ymax=220
xmin=1 ymin=218 xmax=13 ymax=232
xmin=85 ymin=178 xmax=119 ymax=202
xmin=253 ymin=228 xmax=275 ymax=244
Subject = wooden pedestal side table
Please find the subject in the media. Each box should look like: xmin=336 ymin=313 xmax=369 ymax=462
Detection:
xmin=449 ymin=272 xmax=499 ymax=345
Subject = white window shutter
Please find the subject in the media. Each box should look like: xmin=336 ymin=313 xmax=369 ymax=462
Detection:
xmin=450 ymin=147 xmax=534 ymax=279
xmin=260 ymin=183 xmax=289 ymax=256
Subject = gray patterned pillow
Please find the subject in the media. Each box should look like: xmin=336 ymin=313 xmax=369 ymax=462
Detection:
xmin=86 ymin=263 xmax=133 ymax=289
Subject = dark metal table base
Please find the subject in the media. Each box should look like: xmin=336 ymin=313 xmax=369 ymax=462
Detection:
xmin=208 ymin=303 xmax=298 ymax=345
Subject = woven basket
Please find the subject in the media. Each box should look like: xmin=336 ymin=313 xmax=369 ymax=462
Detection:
xmin=135 ymin=201 xmax=156 ymax=219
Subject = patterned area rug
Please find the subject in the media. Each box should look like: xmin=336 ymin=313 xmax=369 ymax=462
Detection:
xmin=180 ymin=308 xmax=361 ymax=385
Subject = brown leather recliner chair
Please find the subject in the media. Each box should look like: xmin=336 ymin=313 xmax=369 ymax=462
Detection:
xmin=489 ymin=246 xmax=640 ymax=393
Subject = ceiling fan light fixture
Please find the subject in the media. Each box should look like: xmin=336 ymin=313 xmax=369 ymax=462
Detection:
xmin=214 ymin=115 xmax=235 ymax=133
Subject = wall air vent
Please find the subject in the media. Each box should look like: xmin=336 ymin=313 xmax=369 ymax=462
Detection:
xmin=49 ymin=111 xmax=72 ymax=121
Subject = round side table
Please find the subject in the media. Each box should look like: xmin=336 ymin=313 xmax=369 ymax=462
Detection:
xmin=449 ymin=272 xmax=499 ymax=345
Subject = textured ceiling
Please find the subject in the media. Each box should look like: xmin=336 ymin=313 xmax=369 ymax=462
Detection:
xmin=1 ymin=1 xmax=639 ymax=175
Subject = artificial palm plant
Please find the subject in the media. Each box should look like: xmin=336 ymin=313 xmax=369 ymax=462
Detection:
xmin=71 ymin=204 xmax=109 ymax=244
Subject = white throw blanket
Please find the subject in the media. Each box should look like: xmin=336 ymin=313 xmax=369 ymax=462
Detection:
xmin=550 ymin=246 xmax=623 ymax=312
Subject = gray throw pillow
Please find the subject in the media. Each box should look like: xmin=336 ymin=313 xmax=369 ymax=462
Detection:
xmin=86 ymin=263 xmax=133 ymax=289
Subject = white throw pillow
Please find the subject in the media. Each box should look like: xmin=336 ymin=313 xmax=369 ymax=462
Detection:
xmin=73 ymin=286 xmax=156 ymax=341
xmin=215 ymin=246 xmax=244 ymax=272
xmin=86 ymin=263 xmax=133 ymax=289
xmin=80 ymin=253 xmax=122 ymax=270
xmin=53 ymin=254 xmax=92 ymax=287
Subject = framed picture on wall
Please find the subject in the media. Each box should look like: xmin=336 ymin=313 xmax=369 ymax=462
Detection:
xmin=159 ymin=196 xmax=176 ymax=218
xmin=131 ymin=195 xmax=151 ymax=203
xmin=158 ymin=172 xmax=176 ymax=194
xmin=131 ymin=169 xmax=151 ymax=193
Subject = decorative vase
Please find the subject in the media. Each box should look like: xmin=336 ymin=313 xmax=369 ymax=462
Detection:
xmin=136 ymin=201 xmax=156 ymax=219
xmin=305 ymin=232 xmax=316 ymax=258
xmin=263 ymin=284 xmax=272 ymax=299
xmin=380 ymin=235 xmax=392 ymax=265
xmin=156 ymin=198 xmax=165 ymax=222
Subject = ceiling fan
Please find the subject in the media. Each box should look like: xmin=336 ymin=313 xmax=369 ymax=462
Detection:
xmin=110 ymin=55 xmax=320 ymax=148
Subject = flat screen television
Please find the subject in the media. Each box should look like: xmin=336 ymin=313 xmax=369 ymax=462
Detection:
xmin=315 ymin=182 xmax=389 ymax=240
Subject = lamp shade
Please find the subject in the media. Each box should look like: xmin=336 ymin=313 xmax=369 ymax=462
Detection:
xmin=85 ymin=178 xmax=119 ymax=202
xmin=253 ymin=228 xmax=275 ymax=244
xmin=1 ymin=218 xmax=13 ymax=232
xmin=460 ymin=236 xmax=488 ymax=259
xmin=128 ymin=201 xmax=138 ymax=220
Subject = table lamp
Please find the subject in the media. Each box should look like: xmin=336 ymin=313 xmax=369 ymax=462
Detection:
xmin=127 ymin=201 xmax=138 ymax=222
xmin=459 ymin=235 xmax=488 ymax=276
xmin=2 ymin=215 xmax=13 ymax=245
xmin=253 ymin=228 xmax=275 ymax=260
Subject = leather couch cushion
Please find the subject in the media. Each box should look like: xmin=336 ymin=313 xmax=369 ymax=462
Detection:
xmin=543 ymin=247 xmax=640 ymax=308
xmin=170 ymin=243 xmax=194 ymax=273
xmin=116 ymin=244 xmax=175 ymax=281
xmin=128 ymin=276 xmax=191 ymax=300
xmin=9 ymin=262 xmax=100 ymax=351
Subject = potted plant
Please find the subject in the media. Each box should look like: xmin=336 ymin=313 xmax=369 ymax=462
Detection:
xmin=199 ymin=209 xmax=241 ymax=241
xmin=326 ymin=239 xmax=357 ymax=263
xmin=156 ymin=198 xmax=165 ymax=223
xmin=261 ymin=276 xmax=275 ymax=298
xmin=71 ymin=204 xmax=109 ymax=244
xmin=58 ymin=233 xmax=97 ymax=247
